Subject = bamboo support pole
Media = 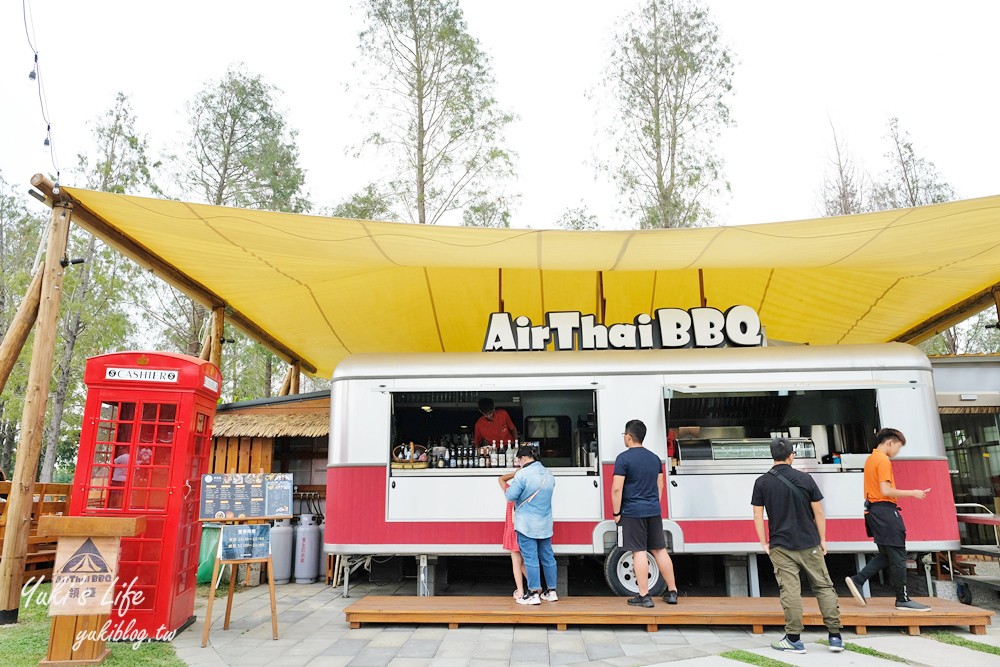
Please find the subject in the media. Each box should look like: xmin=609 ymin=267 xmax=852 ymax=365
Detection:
xmin=0 ymin=203 xmax=73 ymax=624
xmin=993 ymin=285 xmax=1000 ymax=323
xmin=0 ymin=267 xmax=43 ymax=395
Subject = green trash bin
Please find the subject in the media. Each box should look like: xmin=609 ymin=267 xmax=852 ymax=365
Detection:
xmin=197 ymin=523 xmax=222 ymax=584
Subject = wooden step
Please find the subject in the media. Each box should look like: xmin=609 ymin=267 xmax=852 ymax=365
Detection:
xmin=344 ymin=595 xmax=994 ymax=635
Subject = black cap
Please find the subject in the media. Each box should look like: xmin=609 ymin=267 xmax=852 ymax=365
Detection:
xmin=516 ymin=445 xmax=536 ymax=459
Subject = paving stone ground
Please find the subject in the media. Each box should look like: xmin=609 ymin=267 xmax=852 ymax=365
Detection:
xmin=173 ymin=581 xmax=1000 ymax=667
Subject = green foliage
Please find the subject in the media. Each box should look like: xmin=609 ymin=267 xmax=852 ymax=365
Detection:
xmin=871 ymin=118 xmax=956 ymax=210
xmin=0 ymin=171 xmax=44 ymax=473
xmin=461 ymin=194 xmax=513 ymax=228
xmin=357 ymin=0 xmax=516 ymax=225
xmin=600 ymin=0 xmax=734 ymax=229
xmin=555 ymin=206 xmax=601 ymax=231
xmin=38 ymin=94 xmax=152 ymax=481
xmin=329 ymin=184 xmax=395 ymax=221
xmin=178 ymin=64 xmax=310 ymax=213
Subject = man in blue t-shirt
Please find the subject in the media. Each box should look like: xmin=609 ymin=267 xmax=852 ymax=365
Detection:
xmin=611 ymin=419 xmax=678 ymax=607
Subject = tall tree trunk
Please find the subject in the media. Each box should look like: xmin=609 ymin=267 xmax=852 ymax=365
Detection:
xmin=264 ymin=354 xmax=272 ymax=398
xmin=39 ymin=235 xmax=97 ymax=482
xmin=39 ymin=323 xmax=76 ymax=482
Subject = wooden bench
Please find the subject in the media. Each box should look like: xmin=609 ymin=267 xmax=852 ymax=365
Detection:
xmin=344 ymin=595 xmax=994 ymax=635
xmin=0 ymin=481 xmax=72 ymax=583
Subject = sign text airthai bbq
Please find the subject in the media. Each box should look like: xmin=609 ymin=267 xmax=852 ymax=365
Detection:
xmin=483 ymin=306 xmax=763 ymax=352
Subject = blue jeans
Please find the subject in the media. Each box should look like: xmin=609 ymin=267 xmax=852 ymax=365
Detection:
xmin=516 ymin=532 xmax=556 ymax=592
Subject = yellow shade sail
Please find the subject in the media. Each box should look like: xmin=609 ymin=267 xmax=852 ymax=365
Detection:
xmin=55 ymin=183 xmax=1000 ymax=377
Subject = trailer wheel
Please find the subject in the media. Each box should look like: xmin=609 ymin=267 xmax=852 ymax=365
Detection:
xmin=604 ymin=546 xmax=666 ymax=597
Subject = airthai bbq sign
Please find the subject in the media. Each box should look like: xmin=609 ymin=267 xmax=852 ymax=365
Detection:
xmin=483 ymin=306 xmax=763 ymax=352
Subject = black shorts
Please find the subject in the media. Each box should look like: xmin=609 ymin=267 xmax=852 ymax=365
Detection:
xmin=620 ymin=515 xmax=666 ymax=552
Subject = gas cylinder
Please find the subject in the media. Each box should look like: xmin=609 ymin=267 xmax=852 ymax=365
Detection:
xmin=293 ymin=514 xmax=320 ymax=583
xmin=270 ymin=518 xmax=294 ymax=584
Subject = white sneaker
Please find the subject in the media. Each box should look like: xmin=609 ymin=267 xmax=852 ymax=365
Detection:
xmin=516 ymin=592 xmax=540 ymax=605
xmin=540 ymin=589 xmax=558 ymax=602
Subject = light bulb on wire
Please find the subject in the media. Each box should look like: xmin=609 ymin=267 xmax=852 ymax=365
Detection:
xmin=29 ymin=69 xmax=36 ymax=80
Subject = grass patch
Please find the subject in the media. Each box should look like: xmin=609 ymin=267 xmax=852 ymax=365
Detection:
xmin=926 ymin=631 xmax=1000 ymax=656
xmin=0 ymin=582 xmax=184 ymax=667
xmin=817 ymin=638 xmax=907 ymax=663
xmin=720 ymin=649 xmax=796 ymax=666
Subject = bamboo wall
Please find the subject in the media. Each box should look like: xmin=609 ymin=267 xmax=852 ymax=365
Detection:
xmin=208 ymin=436 xmax=274 ymax=474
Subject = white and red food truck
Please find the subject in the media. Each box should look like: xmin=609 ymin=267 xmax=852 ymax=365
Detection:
xmin=325 ymin=343 xmax=959 ymax=595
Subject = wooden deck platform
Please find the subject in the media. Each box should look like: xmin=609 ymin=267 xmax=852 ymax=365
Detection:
xmin=344 ymin=596 xmax=994 ymax=635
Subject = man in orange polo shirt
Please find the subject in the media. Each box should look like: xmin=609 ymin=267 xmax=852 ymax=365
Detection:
xmin=844 ymin=428 xmax=931 ymax=611
xmin=474 ymin=397 xmax=518 ymax=448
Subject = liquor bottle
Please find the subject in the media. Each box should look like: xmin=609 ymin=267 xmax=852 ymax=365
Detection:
xmin=478 ymin=448 xmax=486 ymax=468
xmin=512 ymin=439 xmax=518 ymax=467
xmin=490 ymin=443 xmax=498 ymax=467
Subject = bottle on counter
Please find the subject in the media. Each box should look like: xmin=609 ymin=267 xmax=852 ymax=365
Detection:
xmin=490 ymin=443 xmax=498 ymax=467
xmin=479 ymin=448 xmax=487 ymax=468
xmin=512 ymin=439 xmax=519 ymax=467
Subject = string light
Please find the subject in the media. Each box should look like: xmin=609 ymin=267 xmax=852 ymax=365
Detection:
xmin=23 ymin=0 xmax=60 ymax=183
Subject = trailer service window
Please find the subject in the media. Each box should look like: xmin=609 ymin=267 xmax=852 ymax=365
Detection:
xmin=390 ymin=390 xmax=598 ymax=473
xmin=666 ymin=388 xmax=879 ymax=465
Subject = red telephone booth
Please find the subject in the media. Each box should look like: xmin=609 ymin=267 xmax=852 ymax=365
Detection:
xmin=70 ymin=351 xmax=221 ymax=636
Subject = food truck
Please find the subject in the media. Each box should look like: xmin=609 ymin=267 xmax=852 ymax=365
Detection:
xmin=325 ymin=341 xmax=960 ymax=595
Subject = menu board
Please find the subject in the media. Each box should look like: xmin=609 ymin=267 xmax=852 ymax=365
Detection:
xmin=220 ymin=524 xmax=270 ymax=560
xmin=200 ymin=473 xmax=293 ymax=520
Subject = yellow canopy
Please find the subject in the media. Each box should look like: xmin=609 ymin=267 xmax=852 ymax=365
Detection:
xmin=51 ymin=181 xmax=1000 ymax=377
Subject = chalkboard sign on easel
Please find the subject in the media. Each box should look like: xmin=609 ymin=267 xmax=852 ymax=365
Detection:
xmin=199 ymin=473 xmax=293 ymax=521
xmin=199 ymin=473 xmax=292 ymax=648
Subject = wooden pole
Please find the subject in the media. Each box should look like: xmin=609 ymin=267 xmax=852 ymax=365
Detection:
xmin=0 ymin=203 xmax=73 ymax=624
xmin=289 ymin=361 xmax=300 ymax=395
xmin=199 ymin=326 xmax=212 ymax=361
xmin=993 ymin=285 xmax=1000 ymax=323
xmin=698 ymin=269 xmax=707 ymax=308
xmin=0 ymin=267 xmax=43 ymax=395
xmin=209 ymin=306 xmax=224 ymax=370
xmin=277 ymin=366 xmax=292 ymax=397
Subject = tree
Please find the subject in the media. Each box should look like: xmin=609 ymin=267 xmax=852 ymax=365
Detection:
xmin=461 ymin=194 xmax=513 ymax=228
xmin=555 ymin=205 xmax=600 ymax=231
xmin=158 ymin=65 xmax=311 ymax=401
xmin=871 ymin=118 xmax=955 ymax=211
xmin=39 ymin=94 xmax=154 ymax=481
xmin=356 ymin=0 xmax=515 ymax=225
xmin=178 ymin=64 xmax=309 ymax=213
xmin=598 ymin=0 xmax=734 ymax=229
xmin=821 ymin=126 xmax=867 ymax=216
xmin=0 ymin=172 xmax=43 ymax=475
xmin=329 ymin=184 xmax=395 ymax=221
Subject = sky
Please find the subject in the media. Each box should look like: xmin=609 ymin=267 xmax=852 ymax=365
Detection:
xmin=1 ymin=0 xmax=999 ymax=230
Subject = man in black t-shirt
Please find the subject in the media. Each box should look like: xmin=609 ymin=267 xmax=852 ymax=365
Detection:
xmin=611 ymin=419 xmax=678 ymax=607
xmin=752 ymin=438 xmax=843 ymax=655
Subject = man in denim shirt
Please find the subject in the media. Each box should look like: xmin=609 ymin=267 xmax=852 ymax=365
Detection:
xmin=505 ymin=445 xmax=557 ymax=605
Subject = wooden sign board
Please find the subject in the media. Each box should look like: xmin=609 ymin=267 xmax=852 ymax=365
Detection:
xmin=199 ymin=472 xmax=293 ymax=520
xmin=49 ymin=537 xmax=120 ymax=617
xmin=220 ymin=524 xmax=270 ymax=561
